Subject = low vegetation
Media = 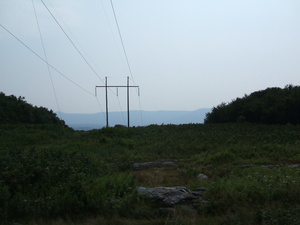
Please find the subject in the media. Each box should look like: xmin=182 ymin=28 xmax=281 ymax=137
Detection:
xmin=1 ymin=90 xmax=300 ymax=224
xmin=1 ymin=123 xmax=300 ymax=224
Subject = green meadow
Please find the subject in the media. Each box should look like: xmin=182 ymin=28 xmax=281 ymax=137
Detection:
xmin=1 ymin=123 xmax=300 ymax=224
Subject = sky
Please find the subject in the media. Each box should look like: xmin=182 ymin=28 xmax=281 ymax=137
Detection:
xmin=1 ymin=0 xmax=300 ymax=115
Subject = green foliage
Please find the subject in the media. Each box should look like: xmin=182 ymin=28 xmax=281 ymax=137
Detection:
xmin=84 ymin=173 xmax=137 ymax=216
xmin=0 ymin=126 xmax=138 ymax=223
xmin=205 ymin=166 xmax=300 ymax=224
xmin=206 ymin=149 xmax=237 ymax=166
xmin=205 ymin=85 xmax=300 ymax=124
xmin=0 ymin=92 xmax=65 ymax=125
xmin=1 ymin=123 xmax=300 ymax=224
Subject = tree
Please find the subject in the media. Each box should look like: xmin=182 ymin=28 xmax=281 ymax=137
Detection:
xmin=0 ymin=92 xmax=65 ymax=125
xmin=205 ymin=85 xmax=300 ymax=124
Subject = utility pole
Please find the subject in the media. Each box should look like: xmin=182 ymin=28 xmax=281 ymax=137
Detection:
xmin=127 ymin=76 xmax=130 ymax=128
xmin=95 ymin=77 xmax=139 ymax=128
xmin=105 ymin=77 xmax=108 ymax=128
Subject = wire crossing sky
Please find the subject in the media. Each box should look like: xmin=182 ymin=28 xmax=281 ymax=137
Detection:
xmin=1 ymin=0 xmax=300 ymax=113
xmin=110 ymin=0 xmax=135 ymax=85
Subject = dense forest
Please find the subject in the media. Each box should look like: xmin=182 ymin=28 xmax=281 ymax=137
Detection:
xmin=0 ymin=92 xmax=65 ymax=125
xmin=205 ymin=85 xmax=300 ymax=124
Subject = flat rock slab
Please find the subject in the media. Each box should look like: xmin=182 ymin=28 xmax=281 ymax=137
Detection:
xmin=288 ymin=164 xmax=300 ymax=168
xmin=137 ymin=186 xmax=205 ymax=206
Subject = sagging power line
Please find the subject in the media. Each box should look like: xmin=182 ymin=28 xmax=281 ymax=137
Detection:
xmin=0 ymin=23 xmax=95 ymax=97
xmin=40 ymin=0 xmax=104 ymax=83
xmin=110 ymin=0 xmax=136 ymax=85
xmin=32 ymin=0 xmax=62 ymax=120
xmin=101 ymin=1 xmax=144 ymax=126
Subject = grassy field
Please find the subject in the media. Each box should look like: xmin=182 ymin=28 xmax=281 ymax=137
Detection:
xmin=1 ymin=123 xmax=300 ymax=224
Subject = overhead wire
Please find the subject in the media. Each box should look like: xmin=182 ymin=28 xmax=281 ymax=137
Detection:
xmin=0 ymin=23 xmax=95 ymax=97
xmin=40 ymin=0 xmax=104 ymax=83
xmin=138 ymin=97 xmax=144 ymax=126
xmin=2 ymin=2 xmax=108 ymax=125
xmin=105 ymin=77 xmax=127 ymax=125
xmin=137 ymin=85 xmax=144 ymax=126
xmin=31 ymin=0 xmax=143 ymax=126
xmin=109 ymin=1 xmax=144 ymax=126
xmin=32 ymin=0 xmax=63 ymax=121
xmin=40 ymin=0 xmax=143 ymax=126
xmin=44 ymin=0 xmax=105 ymax=81
xmin=109 ymin=0 xmax=135 ymax=84
xmin=41 ymin=0 xmax=123 ymax=121
xmin=41 ymin=0 xmax=106 ymax=117
xmin=99 ymin=1 xmax=128 ymax=73
xmin=98 ymin=2 xmax=135 ymax=123
xmin=95 ymin=97 xmax=106 ymax=122
xmin=37 ymin=0 xmax=104 ymax=119
xmin=116 ymin=95 xmax=126 ymax=125
xmin=128 ymin=77 xmax=143 ymax=126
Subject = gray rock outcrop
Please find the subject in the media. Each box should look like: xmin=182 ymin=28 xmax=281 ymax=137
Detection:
xmin=137 ymin=186 xmax=205 ymax=206
xmin=196 ymin=173 xmax=209 ymax=180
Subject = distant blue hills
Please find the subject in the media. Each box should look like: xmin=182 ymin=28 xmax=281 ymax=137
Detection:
xmin=58 ymin=108 xmax=211 ymax=130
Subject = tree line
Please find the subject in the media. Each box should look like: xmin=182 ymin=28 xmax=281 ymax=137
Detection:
xmin=205 ymin=85 xmax=300 ymax=124
xmin=0 ymin=92 xmax=65 ymax=125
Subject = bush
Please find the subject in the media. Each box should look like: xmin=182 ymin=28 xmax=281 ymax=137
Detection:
xmin=0 ymin=146 xmax=138 ymax=222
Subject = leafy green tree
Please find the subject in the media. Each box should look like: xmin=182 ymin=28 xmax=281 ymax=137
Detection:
xmin=0 ymin=92 xmax=65 ymax=125
xmin=205 ymin=85 xmax=300 ymax=124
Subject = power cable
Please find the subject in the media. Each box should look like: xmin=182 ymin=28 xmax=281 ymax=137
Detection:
xmin=103 ymin=77 xmax=126 ymax=125
xmin=116 ymin=95 xmax=126 ymax=125
xmin=95 ymin=96 xmax=106 ymax=121
xmin=32 ymin=0 xmax=62 ymax=120
xmin=99 ymin=1 xmax=128 ymax=73
xmin=44 ymin=0 xmax=105 ymax=80
xmin=137 ymin=89 xmax=144 ymax=126
xmin=40 ymin=0 xmax=104 ymax=83
xmin=128 ymin=77 xmax=143 ymax=126
xmin=109 ymin=2 xmax=145 ymax=126
xmin=110 ymin=0 xmax=135 ymax=84
xmin=0 ymin=23 xmax=95 ymax=96
xmin=42 ymin=0 xmax=107 ymax=117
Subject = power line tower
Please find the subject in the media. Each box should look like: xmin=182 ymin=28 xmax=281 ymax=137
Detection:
xmin=95 ymin=77 xmax=139 ymax=128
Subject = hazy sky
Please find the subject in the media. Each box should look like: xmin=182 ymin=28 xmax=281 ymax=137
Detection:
xmin=1 ymin=0 xmax=300 ymax=114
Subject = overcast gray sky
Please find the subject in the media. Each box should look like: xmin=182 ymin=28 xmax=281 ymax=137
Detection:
xmin=1 ymin=0 xmax=300 ymax=114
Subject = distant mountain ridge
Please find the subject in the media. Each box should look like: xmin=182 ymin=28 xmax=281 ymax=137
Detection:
xmin=58 ymin=108 xmax=211 ymax=130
